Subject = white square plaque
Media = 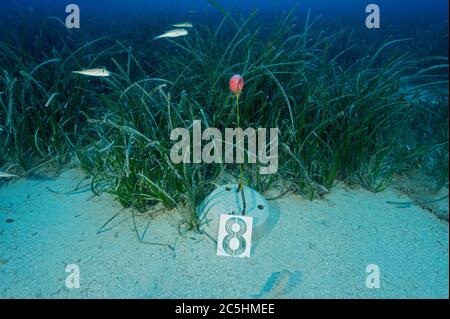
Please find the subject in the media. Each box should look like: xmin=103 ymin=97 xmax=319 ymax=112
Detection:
xmin=216 ymin=214 xmax=253 ymax=258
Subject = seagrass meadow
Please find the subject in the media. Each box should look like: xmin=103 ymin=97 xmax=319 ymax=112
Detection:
xmin=1 ymin=2 xmax=448 ymax=223
xmin=0 ymin=1 xmax=449 ymax=297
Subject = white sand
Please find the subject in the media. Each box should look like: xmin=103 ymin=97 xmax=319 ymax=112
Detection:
xmin=0 ymin=169 xmax=448 ymax=298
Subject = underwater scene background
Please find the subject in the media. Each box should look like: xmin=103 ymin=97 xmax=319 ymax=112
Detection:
xmin=0 ymin=0 xmax=448 ymax=299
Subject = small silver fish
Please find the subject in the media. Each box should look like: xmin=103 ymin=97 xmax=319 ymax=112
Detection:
xmin=172 ymin=22 xmax=193 ymax=28
xmin=251 ymin=270 xmax=301 ymax=299
xmin=0 ymin=171 xmax=19 ymax=179
xmin=72 ymin=68 xmax=111 ymax=77
xmin=154 ymin=29 xmax=189 ymax=40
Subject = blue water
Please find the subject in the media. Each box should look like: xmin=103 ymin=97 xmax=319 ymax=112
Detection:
xmin=3 ymin=0 xmax=449 ymax=21
xmin=1 ymin=0 xmax=447 ymax=54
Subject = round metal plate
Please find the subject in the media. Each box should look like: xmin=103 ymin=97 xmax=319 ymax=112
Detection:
xmin=197 ymin=184 xmax=271 ymax=242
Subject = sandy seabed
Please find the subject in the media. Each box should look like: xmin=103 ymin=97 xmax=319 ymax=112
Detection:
xmin=0 ymin=169 xmax=448 ymax=299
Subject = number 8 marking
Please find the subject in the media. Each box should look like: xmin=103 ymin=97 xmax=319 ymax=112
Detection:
xmin=222 ymin=217 xmax=247 ymax=256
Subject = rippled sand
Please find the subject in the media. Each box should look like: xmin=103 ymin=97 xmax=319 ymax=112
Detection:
xmin=0 ymin=169 xmax=448 ymax=298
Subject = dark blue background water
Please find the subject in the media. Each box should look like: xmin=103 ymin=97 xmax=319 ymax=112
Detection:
xmin=2 ymin=0 xmax=449 ymax=20
xmin=1 ymin=0 xmax=448 ymax=56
